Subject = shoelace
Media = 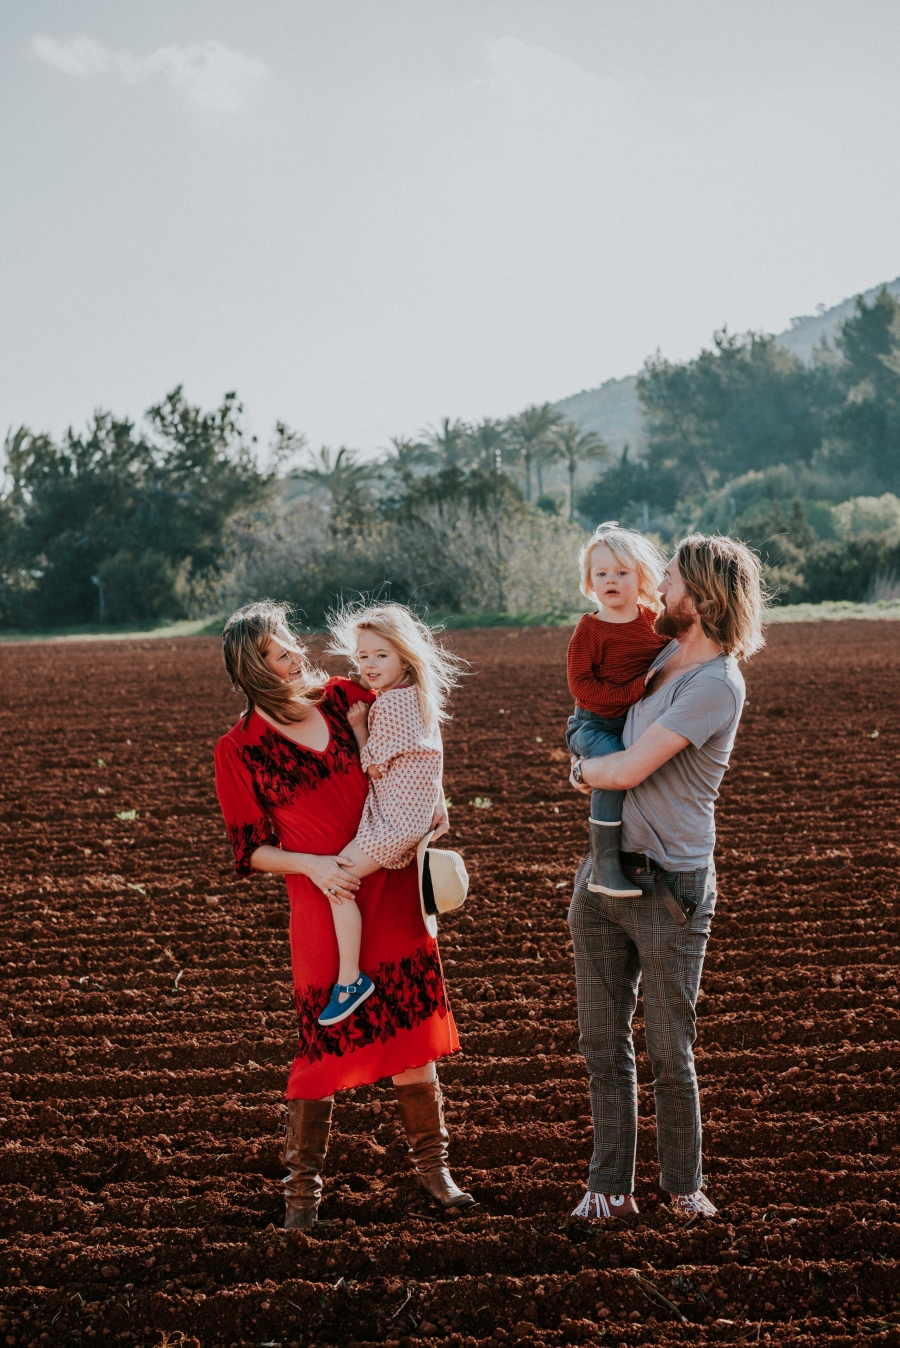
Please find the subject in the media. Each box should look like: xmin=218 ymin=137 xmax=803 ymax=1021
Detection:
xmin=671 ymin=1191 xmax=715 ymax=1216
xmin=571 ymin=1192 xmax=629 ymax=1219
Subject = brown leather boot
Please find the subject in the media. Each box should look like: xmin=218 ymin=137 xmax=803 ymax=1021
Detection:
xmin=282 ymin=1097 xmax=333 ymax=1229
xmin=394 ymin=1080 xmax=476 ymax=1209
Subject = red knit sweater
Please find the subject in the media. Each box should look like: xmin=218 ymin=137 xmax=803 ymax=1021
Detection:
xmin=567 ymin=609 xmax=667 ymax=718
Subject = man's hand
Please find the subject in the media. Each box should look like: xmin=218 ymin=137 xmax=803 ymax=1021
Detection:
xmin=430 ymin=796 xmax=450 ymax=840
xmin=573 ymin=723 xmax=691 ymax=792
xmin=569 ymin=755 xmax=592 ymax=796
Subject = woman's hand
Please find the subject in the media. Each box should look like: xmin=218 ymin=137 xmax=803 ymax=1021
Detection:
xmin=302 ymin=854 xmax=361 ymax=903
xmin=430 ymin=795 xmax=450 ymax=840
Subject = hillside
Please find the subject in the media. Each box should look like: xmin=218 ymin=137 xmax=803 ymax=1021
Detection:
xmin=555 ymin=274 xmax=900 ymax=455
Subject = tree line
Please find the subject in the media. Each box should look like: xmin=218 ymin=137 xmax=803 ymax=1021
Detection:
xmin=0 ymin=396 xmax=600 ymax=628
xmin=3 ymin=287 xmax=899 ymax=629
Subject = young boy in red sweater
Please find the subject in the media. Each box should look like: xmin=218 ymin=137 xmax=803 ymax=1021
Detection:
xmin=567 ymin=522 xmax=668 ymax=897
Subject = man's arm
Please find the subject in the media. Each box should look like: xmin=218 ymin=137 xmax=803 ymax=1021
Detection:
xmin=571 ymin=721 xmax=690 ymax=792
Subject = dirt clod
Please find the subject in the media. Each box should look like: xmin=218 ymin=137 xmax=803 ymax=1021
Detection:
xmin=1 ymin=623 xmax=898 ymax=1346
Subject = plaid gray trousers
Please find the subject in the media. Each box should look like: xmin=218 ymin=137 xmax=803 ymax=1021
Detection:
xmin=567 ymin=854 xmax=716 ymax=1196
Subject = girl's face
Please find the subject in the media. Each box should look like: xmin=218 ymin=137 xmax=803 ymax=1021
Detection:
xmin=356 ymin=632 xmax=407 ymax=692
xmin=262 ymin=629 xmax=306 ymax=682
xmin=588 ymin=545 xmax=640 ymax=611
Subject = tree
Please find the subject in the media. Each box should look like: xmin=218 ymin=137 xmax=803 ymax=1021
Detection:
xmin=505 ymin=403 xmax=564 ymax=502
xmin=825 ymin=289 xmax=900 ymax=490
xmin=469 ymin=418 xmax=508 ymax=474
xmin=293 ymin=446 xmax=375 ymax=531
xmin=637 ymin=331 xmax=823 ymax=499
xmin=552 ymin=422 xmax=609 ymax=521
xmin=422 ymin=417 xmax=473 ymax=470
xmin=1 ymin=388 xmax=272 ymax=626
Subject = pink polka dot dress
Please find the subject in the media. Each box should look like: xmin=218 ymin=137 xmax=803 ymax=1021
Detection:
xmin=356 ymin=685 xmax=443 ymax=869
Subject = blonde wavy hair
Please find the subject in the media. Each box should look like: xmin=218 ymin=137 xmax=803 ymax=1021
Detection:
xmin=222 ymin=600 xmax=328 ymax=728
xmin=675 ymin=534 xmax=768 ymax=660
xmin=327 ymin=601 xmax=464 ymax=736
xmin=580 ymin=521 xmax=665 ymax=612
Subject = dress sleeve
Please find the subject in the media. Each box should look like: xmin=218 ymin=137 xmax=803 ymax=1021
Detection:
xmin=326 ymin=675 xmax=375 ymax=710
xmin=214 ymin=734 xmax=278 ymax=877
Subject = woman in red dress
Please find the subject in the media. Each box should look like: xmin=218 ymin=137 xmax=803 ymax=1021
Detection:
xmin=214 ymin=601 xmax=472 ymax=1228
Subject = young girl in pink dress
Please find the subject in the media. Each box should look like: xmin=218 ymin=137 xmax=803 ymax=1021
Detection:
xmin=317 ymin=602 xmax=463 ymax=1026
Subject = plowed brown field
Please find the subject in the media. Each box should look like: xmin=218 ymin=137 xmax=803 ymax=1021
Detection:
xmin=1 ymin=623 xmax=899 ymax=1348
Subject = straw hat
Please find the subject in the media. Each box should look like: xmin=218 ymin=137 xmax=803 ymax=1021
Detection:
xmin=415 ymin=832 xmax=469 ymax=938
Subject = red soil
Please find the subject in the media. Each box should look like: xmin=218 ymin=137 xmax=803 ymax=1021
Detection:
xmin=0 ymin=623 xmax=898 ymax=1348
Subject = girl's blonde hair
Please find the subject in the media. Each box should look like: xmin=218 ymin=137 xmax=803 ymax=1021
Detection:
xmin=580 ymin=521 xmax=665 ymax=612
xmin=222 ymin=600 xmax=328 ymax=728
xmin=326 ymin=601 xmax=464 ymax=736
xmin=675 ymin=534 xmax=768 ymax=660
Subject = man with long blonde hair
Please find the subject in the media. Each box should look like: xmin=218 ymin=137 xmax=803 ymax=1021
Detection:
xmin=567 ymin=533 xmax=765 ymax=1222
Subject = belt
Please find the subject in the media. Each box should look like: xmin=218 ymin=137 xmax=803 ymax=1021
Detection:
xmin=621 ymin=851 xmax=659 ymax=872
xmin=619 ymin=852 xmax=696 ymax=926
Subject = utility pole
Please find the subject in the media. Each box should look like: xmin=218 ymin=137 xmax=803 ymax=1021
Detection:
xmin=494 ymin=446 xmax=505 ymax=612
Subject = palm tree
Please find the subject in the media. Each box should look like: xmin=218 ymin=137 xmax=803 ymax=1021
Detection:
xmin=294 ymin=445 xmax=374 ymax=524
xmin=553 ymin=422 xmax=609 ymax=522
xmin=386 ymin=435 xmax=435 ymax=474
xmin=505 ymin=403 xmax=563 ymax=502
xmin=422 ymin=417 xmax=472 ymax=470
xmin=469 ymin=418 xmax=508 ymax=474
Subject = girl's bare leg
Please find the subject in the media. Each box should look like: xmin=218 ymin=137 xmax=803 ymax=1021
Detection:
xmin=330 ymin=897 xmax=363 ymax=989
xmin=329 ymin=841 xmax=380 ymax=991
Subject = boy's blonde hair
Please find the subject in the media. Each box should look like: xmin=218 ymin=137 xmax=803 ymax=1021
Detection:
xmin=580 ymin=521 xmax=665 ymax=612
xmin=222 ymin=600 xmax=328 ymax=728
xmin=675 ymin=534 xmax=768 ymax=660
xmin=326 ymin=601 xmax=464 ymax=736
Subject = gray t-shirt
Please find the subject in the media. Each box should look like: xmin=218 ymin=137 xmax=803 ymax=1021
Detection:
xmin=621 ymin=644 xmax=745 ymax=870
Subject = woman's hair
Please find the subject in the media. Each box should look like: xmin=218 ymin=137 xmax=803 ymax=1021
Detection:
xmin=326 ymin=601 xmax=464 ymax=736
xmin=674 ymin=534 xmax=768 ymax=660
xmin=579 ymin=521 xmax=665 ymax=612
xmin=222 ymin=600 xmax=328 ymax=728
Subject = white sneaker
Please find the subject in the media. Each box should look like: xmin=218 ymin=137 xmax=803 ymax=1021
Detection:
xmin=670 ymin=1190 xmax=717 ymax=1218
xmin=571 ymin=1191 xmax=639 ymax=1219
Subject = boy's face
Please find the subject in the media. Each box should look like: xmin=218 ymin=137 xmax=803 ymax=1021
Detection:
xmin=588 ymin=545 xmax=639 ymax=610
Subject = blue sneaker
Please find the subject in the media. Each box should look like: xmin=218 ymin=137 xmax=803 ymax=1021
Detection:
xmin=317 ymin=973 xmax=376 ymax=1026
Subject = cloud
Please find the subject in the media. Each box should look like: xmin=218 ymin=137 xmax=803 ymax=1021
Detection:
xmin=29 ymin=34 xmax=266 ymax=113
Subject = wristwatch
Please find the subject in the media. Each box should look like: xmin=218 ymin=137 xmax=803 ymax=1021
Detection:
xmin=572 ymin=758 xmax=585 ymax=785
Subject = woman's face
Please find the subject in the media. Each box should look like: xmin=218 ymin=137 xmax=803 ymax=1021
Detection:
xmin=588 ymin=545 xmax=639 ymax=610
xmin=356 ymin=632 xmax=407 ymax=692
xmin=261 ymin=629 xmax=306 ymax=682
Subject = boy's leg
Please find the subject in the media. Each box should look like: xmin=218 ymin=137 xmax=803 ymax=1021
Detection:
xmin=568 ymin=721 xmax=639 ymax=897
xmin=590 ymin=785 xmax=626 ymax=823
xmin=566 ymin=718 xmax=626 ymax=822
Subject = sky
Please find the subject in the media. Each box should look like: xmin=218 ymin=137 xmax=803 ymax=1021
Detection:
xmin=3 ymin=0 xmax=900 ymax=461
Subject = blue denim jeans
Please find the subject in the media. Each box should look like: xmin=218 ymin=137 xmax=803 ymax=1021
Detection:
xmin=565 ymin=707 xmax=626 ymax=824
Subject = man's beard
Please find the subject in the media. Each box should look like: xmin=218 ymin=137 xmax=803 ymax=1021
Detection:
xmin=655 ymin=596 xmax=694 ymax=640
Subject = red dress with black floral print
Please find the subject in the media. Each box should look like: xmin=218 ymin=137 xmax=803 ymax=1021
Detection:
xmin=214 ymin=677 xmax=459 ymax=1098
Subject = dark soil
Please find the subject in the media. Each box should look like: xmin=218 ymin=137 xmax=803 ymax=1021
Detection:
xmin=1 ymin=623 xmax=898 ymax=1347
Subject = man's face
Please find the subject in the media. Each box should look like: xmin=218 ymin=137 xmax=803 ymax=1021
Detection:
xmin=656 ymin=558 xmax=697 ymax=639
